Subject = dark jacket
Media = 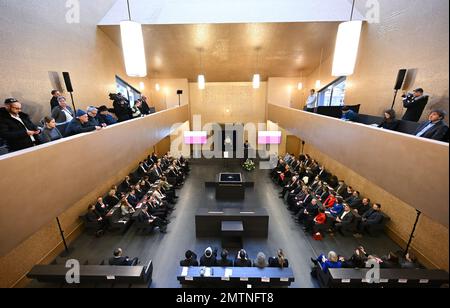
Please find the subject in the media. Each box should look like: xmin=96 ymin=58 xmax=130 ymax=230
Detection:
xmin=362 ymin=209 xmax=383 ymax=225
xmin=200 ymin=255 xmax=217 ymax=267
xmin=97 ymin=113 xmax=117 ymax=126
xmin=0 ymin=107 xmax=38 ymax=151
xmin=378 ymin=119 xmax=400 ymax=131
xmin=109 ymin=256 xmax=132 ymax=266
xmin=139 ymin=100 xmax=151 ymax=115
xmin=402 ymin=95 xmax=429 ymax=122
xmin=50 ymin=96 xmax=59 ymax=112
xmin=216 ymin=258 xmax=233 ymax=267
xmin=268 ymin=257 xmax=289 ymax=268
xmin=113 ymin=99 xmax=132 ymax=122
xmin=415 ymin=120 xmax=449 ymax=142
xmin=39 ymin=126 xmax=63 ymax=144
xmin=234 ymin=258 xmax=252 ymax=267
xmin=65 ymin=118 xmax=96 ymax=137
xmin=51 ymin=106 xmax=74 ymax=124
xmin=180 ymin=258 xmax=199 ymax=267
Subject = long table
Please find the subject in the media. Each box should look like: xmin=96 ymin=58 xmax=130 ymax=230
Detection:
xmin=195 ymin=208 xmax=269 ymax=238
xmin=325 ymin=268 xmax=449 ymax=288
xmin=177 ymin=266 xmax=294 ymax=287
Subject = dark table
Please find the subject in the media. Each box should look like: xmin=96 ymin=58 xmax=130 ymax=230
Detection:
xmin=177 ymin=266 xmax=294 ymax=287
xmin=195 ymin=208 xmax=269 ymax=238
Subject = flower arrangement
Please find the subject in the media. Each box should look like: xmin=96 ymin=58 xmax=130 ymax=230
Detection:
xmin=243 ymin=159 xmax=256 ymax=172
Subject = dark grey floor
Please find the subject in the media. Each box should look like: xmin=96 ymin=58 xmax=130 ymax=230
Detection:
xmin=29 ymin=159 xmax=401 ymax=288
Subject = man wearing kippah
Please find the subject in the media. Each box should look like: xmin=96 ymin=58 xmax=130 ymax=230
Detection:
xmin=0 ymin=98 xmax=41 ymax=152
xmin=65 ymin=109 xmax=102 ymax=137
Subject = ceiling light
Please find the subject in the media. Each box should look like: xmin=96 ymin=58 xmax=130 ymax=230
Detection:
xmin=253 ymin=74 xmax=261 ymax=89
xmin=198 ymin=75 xmax=206 ymax=90
xmin=120 ymin=1 xmax=147 ymax=77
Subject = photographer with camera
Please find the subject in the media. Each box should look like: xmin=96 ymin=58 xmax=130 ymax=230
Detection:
xmin=401 ymin=88 xmax=429 ymax=122
xmin=110 ymin=93 xmax=132 ymax=122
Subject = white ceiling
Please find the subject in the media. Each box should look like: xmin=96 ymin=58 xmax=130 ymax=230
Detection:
xmin=99 ymin=0 xmax=365 ymax=25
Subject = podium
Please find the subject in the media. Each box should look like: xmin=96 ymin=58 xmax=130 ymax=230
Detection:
xmin=216 ymin=173 xmax=245 ymax=200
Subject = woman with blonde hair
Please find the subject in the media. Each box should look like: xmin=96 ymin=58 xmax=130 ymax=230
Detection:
xmin=269 ymin=249 xmax=289 ymax=268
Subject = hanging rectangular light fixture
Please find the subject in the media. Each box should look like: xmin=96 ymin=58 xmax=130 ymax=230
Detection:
xmin=253 ymin=74 xmax=261 ymax=89
xmin=139 ymin=82 xmax=145 ymax=90
xmin=332 ymin=20 xmax=362 ymax=77
xmin=297 ymin=82 xmax=303 ymax=90
xmin=198 ymin=75 xmax=206 ymax=90
xmin=155 ymin=83 xmax=161 ymax=92
xmin=120 ymin=20 xmax=147 ymax=77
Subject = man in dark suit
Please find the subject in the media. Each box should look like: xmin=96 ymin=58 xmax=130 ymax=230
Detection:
xmin=109 ymin=248 xmax=139 ymax=266
xmin=0 ymin=98 xmax=41 ymax=152
xmin=234 ymin=250 xmax=252 ymax=267
xmin=180 ymin=250 xmax=199 ymax=267
xmin=402 ymin=88 xmax=429 ymax=122
xmin=200 ymin=247 xmax=217 ymax=267
xmin=50 ymin=90 xmax=61 ymax=111
xmin=334 ymin=203 xmax=355 ymax=234
xmin=216 ymin=250 xmax=233 ymax=267
xmin=415 ymin=109 xmax=449 ymax=142
xmin=65 ymin=109 xmax=101 ymax=137
xmin=355 ymin=203 xmax=383 ymax=236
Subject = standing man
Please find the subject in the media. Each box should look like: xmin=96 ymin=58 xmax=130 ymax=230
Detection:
xmin=140 ymin=96 xmax=151 ymax=115
xmin=50 ymin=90 xmax=61 ymax=112
xmin=415 ymin=109 xmax=449 ymax=142
xmin=243 ymin=140 xmax=250 ymax=160
xmin=304 ymin=89 xmax=317 ymax=110
xmin=0 ymin=98 xmax=41 ymax=152
xmin=402 ymin=88 xmax=429 ymax=122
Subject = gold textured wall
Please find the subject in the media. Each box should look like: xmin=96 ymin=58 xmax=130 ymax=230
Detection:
xmin=0 ymin=0 xmax=152 ymax=122
xmin=189 ymin=82 xmax=267 ymax=125
xmin=305 ymin=0 xmax=449 ymax=121
xmin=267 ymin=78 xmax=305 ymax=110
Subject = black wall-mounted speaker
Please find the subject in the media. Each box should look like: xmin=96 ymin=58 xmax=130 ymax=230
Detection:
xmin=394 ymin=69 xmax=407 ymax=90
xmin=62 ymin=72 xmax=74 ymax=93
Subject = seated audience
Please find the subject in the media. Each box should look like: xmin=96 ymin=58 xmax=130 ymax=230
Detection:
xmin=108 ymin=248 xmax=139 ymax=266
xmin=333 ymin=203 xmax=354 ymax=234
xmin=354 ymin=197 xmax=371 ymax=215
xmin=312 ymin=251 xmax=343 ymax=273
xmin=234 ymin=249 xmax=252 ymax=267
xmin=0 ymin=98 xmax=41 ymax=152
xmin=304 ymin=208 xmax=327 ymax=234
xmin=84 ymin=204 xmax=106 ymax=237
xmin=254 ymin=252 xmax=268 ymax=269
xmin=354 ymin=203 xmax=384 ymax=236
xmin=87 ymin=106 xmax=106 ymax=128
xmin=268 ymin=249 xmax=289 ymax=268
xmin=342 ymin=246 xmax=368 ymax=269
xmin=39 ymin=116 xmax=63 ymax=143
xmin=97 ymin=105 xmax=117 ymax=126
xmin=415 ymin=109 xmax=449 ymax=141
xmin=120 ymin=199 xmax=135 ymax=218
xmin=381 ymin=252 xmax=401 ymax=269
xmin=216 ymin=249 xmax=233 ymax=267
xmin=180 ymin=250 xmax=199 ymax=267
xmin=137 ymin=206 xmax=168 ymax=233
xmin=378 ymin=109 xmax=400 ymax=131
xmin=200 ymin=247 xmax=217 ymax=267
xmin=131 ymin=100 xmax=143 ymax=118
xmin=51 ymin=96 xmax=74 ymax=124
xmin=65 ymin=109 xmax=101 ymax=137
xmin=95 ymin=197 xmax=109 ymax=217
xmin=341 ymin=106 xmax=358 ymax=122
xmin=104 ymin=189 xmax=120 ymax=208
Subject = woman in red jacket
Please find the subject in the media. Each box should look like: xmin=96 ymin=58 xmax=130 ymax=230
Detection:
xmin=304 ymin=209 xmax=327 ymax=234
xmin=322 ymin=191 xmax=337 ymax=208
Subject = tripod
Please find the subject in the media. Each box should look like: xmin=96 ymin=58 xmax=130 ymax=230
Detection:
xmin=404 ymin=209 xmax=422 ymax=256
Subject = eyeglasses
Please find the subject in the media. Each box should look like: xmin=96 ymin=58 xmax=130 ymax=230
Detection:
xmin=10 ymin=106 xmax=22 ymax=110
